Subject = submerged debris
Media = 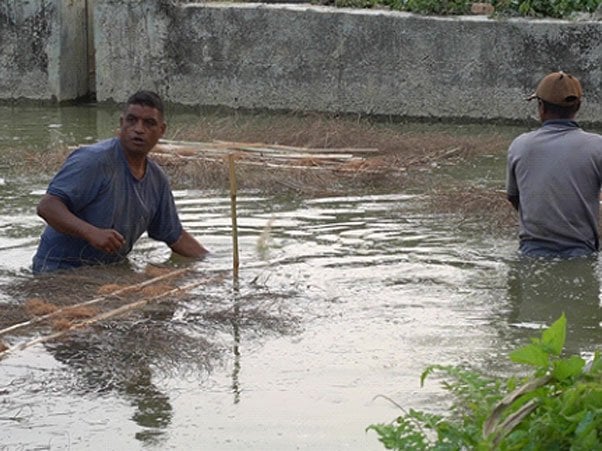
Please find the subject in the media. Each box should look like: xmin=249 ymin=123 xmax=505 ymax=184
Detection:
xmin=427 ymin=187 xmax=518 ymax=235
xmin=0 ymin=260 xmax=302 ymax=368
xmin=148 ymin=137 xmax=491 ymax=194
xmin=24 ymin=297 xmax=57 ymax=316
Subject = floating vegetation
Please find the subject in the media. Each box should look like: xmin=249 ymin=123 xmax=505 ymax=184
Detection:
xmin=149 ymin=134 xmax=503 ymax=195
xmin=24 ymin=297 xmax=58 ymax=316
xmin=426 ymin=187 xmax=518 ymax=235
xmin=0 ymin=264 xmax=211 ymax=357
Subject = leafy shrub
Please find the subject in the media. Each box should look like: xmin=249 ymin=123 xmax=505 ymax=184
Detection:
xmin=367 ymin=314 xmax=602 ymax=449
xmin=405 ymin=0 xmax=471 ymax=15
xmin=494 ymin=0 xmax=601 ymax=18
xmin=327 ymin=0 xmax=602 ymax=18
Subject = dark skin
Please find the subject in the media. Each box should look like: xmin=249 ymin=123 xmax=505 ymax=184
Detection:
xmin=507 ymin=99 xmax=581 ymax=212
xmin=37 ymin=103 xmax=208 ymax=258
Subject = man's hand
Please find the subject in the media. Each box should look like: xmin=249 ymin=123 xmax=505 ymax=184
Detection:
xmin=507 ymin=194 xmax=520 ymax=211
xmin=87 ymin=228 xmax=125 ymax=254
xmin=37 ymin=194 xmax=125 ymax=253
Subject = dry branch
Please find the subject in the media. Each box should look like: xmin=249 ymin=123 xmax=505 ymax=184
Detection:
xmin=150 ymin=139 xmax=373 ymax=171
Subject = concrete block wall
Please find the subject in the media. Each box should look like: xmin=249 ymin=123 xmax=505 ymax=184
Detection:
xmin=93 ymin=0 xmax=602 ymax=123
xmin=2 ymin=0 xmax=601 ymax=123
xmin=0 ymin=0 xmax=89 ymax=102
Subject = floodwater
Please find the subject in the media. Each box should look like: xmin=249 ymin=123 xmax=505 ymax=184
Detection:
xmin=1 ymin=105 xmax=602 ymax=450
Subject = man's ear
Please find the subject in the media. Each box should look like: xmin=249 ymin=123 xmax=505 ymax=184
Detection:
xmin=537 ymin=99 xmax=546 ymax=118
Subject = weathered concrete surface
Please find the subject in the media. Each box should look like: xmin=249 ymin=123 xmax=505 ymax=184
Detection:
xmin=2 ymin=0 xmax=600 ymax=123
xmin=0 ymin=0 xmax=89 ymax=102
xmin=94 ymin=1 xmax=602 ymax=123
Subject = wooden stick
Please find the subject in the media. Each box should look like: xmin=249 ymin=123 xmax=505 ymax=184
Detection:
xmin=152 ymin=148 xmax=362 ymax=162
xmin=155 ymin=139 xmax=379 ymax=157
xmin=0 ymin=280 xmax=204 ymax=359
xmin=151 ymin=153 xmax=364 ymax=171
xmin=229 ymin=154 xmax=240 ymax=280
xmin=0 ymin=268 xmax=190 ymax=338
xmin=211 ymin=140 xmax=380 ymax=154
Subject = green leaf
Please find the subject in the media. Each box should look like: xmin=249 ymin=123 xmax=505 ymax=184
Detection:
xmin=552 ymin=355 xmax=585 ymax=381
xmin=541 ymin=314 xmax=566 ymax=355
xmin=367 ymin=416 xmax=428 ymax=450
xmin=510 ymin=343 xmax=549 ymax=367
xmin=575 ymin=410 xmax=595 ymax=436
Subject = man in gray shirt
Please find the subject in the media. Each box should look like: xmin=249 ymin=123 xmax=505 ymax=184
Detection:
xmin=506 ymin=71 xmax=602 ymax=258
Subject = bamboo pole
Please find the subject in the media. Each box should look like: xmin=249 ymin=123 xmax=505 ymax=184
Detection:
xmin=0 ymin=280 xmax=204 ymax=359
xmin=229 ymin=153 xmax=240 ymax=280
xmin=0 ymin=268 xmax=190 ymax=338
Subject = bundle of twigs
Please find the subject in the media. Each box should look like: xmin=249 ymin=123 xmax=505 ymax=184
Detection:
xmin=146 ymin=138 xmax=416 ymax=194
xmin=151 ymin=139 xmax=381 ymax=172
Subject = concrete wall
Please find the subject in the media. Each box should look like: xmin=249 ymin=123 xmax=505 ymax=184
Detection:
xmin=93 ymin=0 xmax=602 ymax=123
xmin=2 ymin=0 xmax=601 ymax=123
xmin=0 ymin=0 xmax=89 ymax=101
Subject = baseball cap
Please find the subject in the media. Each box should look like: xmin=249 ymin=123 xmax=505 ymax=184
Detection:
xmin=527 ymin=71 xmax=583 ymax=107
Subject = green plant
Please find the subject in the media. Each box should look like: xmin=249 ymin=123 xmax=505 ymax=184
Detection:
xmin=367 ymin=314 xmax=602 ymax=450
xmin=494 ymin=0 xmax=601 ymax=18
xmin=327 ymin=0 xmax=601 ymax=18
xmin=405 ymin=0 xmax=471 ymax=15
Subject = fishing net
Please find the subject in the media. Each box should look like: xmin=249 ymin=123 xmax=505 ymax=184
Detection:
xmin=0 ymin=262 xmax=300 ymax=370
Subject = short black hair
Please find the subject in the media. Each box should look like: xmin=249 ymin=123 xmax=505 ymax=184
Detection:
xmin=540 ymin=98 xmax=580 ymax=119
xmin=125 ymin=90 xmax=165 ymax=118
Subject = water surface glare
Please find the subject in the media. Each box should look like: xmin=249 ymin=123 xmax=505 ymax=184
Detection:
xmin=1 ymin=105 xmax=601 ymax=450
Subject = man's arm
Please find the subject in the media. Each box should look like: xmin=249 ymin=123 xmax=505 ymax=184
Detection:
xmin=507 ymin=193 xmax=520 ymax=211
xmin=169 ymin=229 xmax=209 ymax=258
xmin=37 ymin=194 xmax=125 ymax=253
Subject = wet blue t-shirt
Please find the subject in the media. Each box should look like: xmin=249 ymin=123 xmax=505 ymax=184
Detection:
xmin=32 ymin=138 xmax=183 ymax=272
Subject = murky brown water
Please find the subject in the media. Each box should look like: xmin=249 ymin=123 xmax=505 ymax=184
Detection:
xmin=1 ymin=105 xmax=601 ymax=450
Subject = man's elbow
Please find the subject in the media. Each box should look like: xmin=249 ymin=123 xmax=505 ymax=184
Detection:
xmin=36 ymin=195 xmax=52 ymax=220
xmin=507 ymin=194 xmax=519 ymax=211
xmin=169 ymin=230 xmax=209 ymax=259
xmin=36 ymin=194 xmax=68 ymax=224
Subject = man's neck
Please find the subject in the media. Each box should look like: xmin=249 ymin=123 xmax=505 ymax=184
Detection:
xmin=124 ymin=153 xmax=147 ymax=180
xmin=540 ymin=110 xmax=576 ymax=123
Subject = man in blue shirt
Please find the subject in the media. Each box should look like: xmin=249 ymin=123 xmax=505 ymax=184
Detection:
xmin=33 ymin=91 xmax=208 ymax=273
xmin=506 ymin=71 xmax=602 ymax=258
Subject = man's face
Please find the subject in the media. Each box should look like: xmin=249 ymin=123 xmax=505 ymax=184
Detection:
xmin=119 ymin=104 xmax=166 ymax=156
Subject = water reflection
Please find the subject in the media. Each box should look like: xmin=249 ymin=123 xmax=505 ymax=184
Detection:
xmin=506 ymin=256 xmax=602 ymax=355
xmin=3 ymin=103 xmax=602 ymax=449
xmin=231 ymin=297 xmax=242 ymax=405
xmin=42 ymin=306 xmax=193 ymax=446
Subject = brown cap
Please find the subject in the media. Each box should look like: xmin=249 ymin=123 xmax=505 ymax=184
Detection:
xmin=527 ymin=71 xmax=583 ymax=107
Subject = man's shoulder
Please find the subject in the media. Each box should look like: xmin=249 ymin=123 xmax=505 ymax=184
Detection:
xmin=78 ymin=137 xmax=119 ymax=153
xmin=579 ymin=128 xmax=602 ymax=142
xmin=68 ymin=138 xmax=120 ymax=163
xmin=509 ymin=129 xmax=538 ymax=148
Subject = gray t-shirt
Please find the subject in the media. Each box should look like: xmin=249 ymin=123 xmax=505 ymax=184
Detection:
xmin=506 ymin=120 xmax=602 ymax=252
